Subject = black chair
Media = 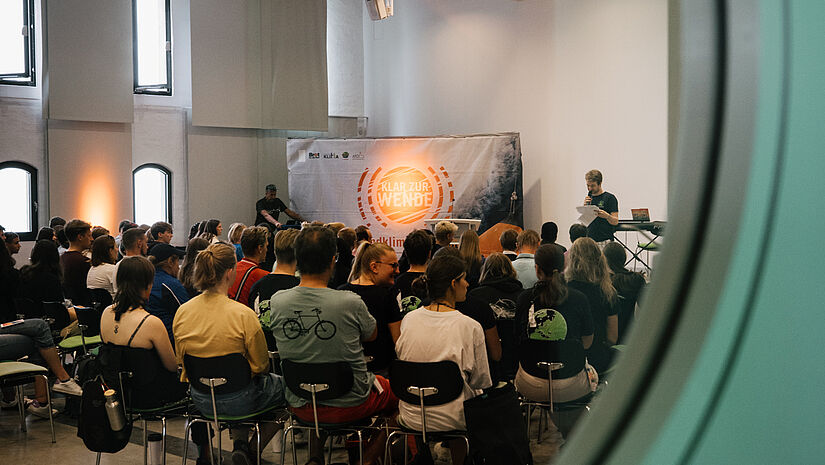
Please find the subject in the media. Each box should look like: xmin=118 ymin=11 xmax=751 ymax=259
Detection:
xmin=12 ymin=297 xmax=41 ymax=319
xmin=384 ymin=360 xmax=469 ymax=465
xmin=280 ymin=360 xmax=376 ymax=465
xmin=88 ymin=288 xmax=113 ymax=310
xmin=183 ymin=353 xmax=284 ymax=465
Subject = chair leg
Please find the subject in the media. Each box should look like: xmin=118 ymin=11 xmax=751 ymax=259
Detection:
xmin=16 ymin=385 xmax=26 ymax=432
xmin=537 ymin=407 xmax=544 ymax=444
xmin=357 ymin=429 xmax=364 ymax=465
xmin=255 ymin=423 xmax=261 ymax=465
xmin=43 ymin=375 xmax=55 ymax=443
xmin=96 ymin=452 xmax=102 ymax=465
xmin=182 ymin=418 xmax=192 ymax=465
xmin=143 ymin=418 xmax=149 ymax=465
xmin=326 ymin=434 xmax=333 ymax=464
xmin=162 ymin=417 xmax=168 ymax=465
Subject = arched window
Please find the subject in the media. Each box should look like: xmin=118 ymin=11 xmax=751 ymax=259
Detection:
xmin=133 ymin=163 xmax=171 ymax=225
xmin=0 ymin=161 xmax=38 ymax=240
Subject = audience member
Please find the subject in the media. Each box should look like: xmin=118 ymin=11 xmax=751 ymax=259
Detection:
xmin=86 ymin=235 xmax=118 ymax=298
xmin=148 ymin=221 xmax=173 ymax=252
xmin=569 ymin=223 xmax=588 ymax=244
xmin=115 ymin=219 xmax=136 ymax=251
xmin=97 ymin=256 xmax=211 ymax=462
xmin=199 ymin=219 xmax=222 ymax=244
xmin=113 ymin=227 xmax=149 ymax=292
xmin=4 ymin=232 xmax=20 ymax=266
xmin=354 ymin=224 xmax=372 ymax=247
xmin=0 ymin=235 xmax=20 ymax=323
xmin=188 ymin=222 xmax=200 ymax=240
xmin=513 ymin=229 xmax=540 ymax=289
xmin=340 ymin=242 xmax=402 ymax=374
xmin=54 ymin=226 xmax=69 ymax=253
xmin=35 ymin=226 xmax=56 ymax=243
xmin=468 ymin=253 xmax=524 ymax=381
xmin=269 ymin=226 xmax=395 ymax=465
xmin=228 ymin=226 xmax=270 ymax=306
xmin=399 ymin=254 xmax=492 ymax=464
xmin=514 ymin=245 xmax=596 ymax=411
xmin=565 ymin=237 xmax=618 ymax=375
xmin=325 ymin=222 xmax=345 ymax=235
xmin=174 ymin=243 xmax=285 ymax=464
xmin=433 ymin=220 xmax=458 ymax=255
xmin=394 ymin=230 xmax=432 ymax=313
xmin=227 ymin=222 xmax=247 ymax=261
xmin=179 ymin=237 xmax=209 ymax=298
xmin=19 ymin=240 xmax=77 ymax=325
xmin=541 ymin=221 xmax=567 ymax=253
xmin=61 ymin=219 xmax=93 ymax=305
xmin=248 ymin=229 xmax=300 ymax=311
xmin=500 ymin=228 xmax=519 ymax=261
xmin=48 ymin=216 xmax=66 ymax=229
xmin=330 ymin=227 xmax=358 ymax=288
xmin=146 ymin=244 xmax=189 ymax=342
xmin=458 ymin=229 xmax=484 ymax=289
xmin=603 ymin=242 xmax=647 ymax=343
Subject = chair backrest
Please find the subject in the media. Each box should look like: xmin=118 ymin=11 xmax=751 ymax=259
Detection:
xmin=88 ymin=288 xmax=113 ymax=311
xmin=12 ymin=297 xmax=41 ymax=319
xmin=74 ymin=306 xmax=101 ymax=336
xmin=42 ymin=301 xmax=71 ymax=331
xmin=280 ymin=360 xmax=354 ymax=401
xmin=518 ymin=338 xmax=584 ymax=380
xmin=388 ymin=360 xmax=464 ymax=407
xmin=183 ymin=353 xmax=252 ymax=395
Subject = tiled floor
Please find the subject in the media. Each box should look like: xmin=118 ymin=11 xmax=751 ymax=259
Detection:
xmin=0 ymin=394 xmax=566 ymax=464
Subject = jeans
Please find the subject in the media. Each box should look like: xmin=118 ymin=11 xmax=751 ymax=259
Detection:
xmin=0 ymin=319 xmax=54 ymax=360
xmin=191 ymin=372 xmax=286 ymax=418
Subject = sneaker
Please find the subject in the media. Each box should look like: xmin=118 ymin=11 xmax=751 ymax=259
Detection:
xmin=231 ymin=440 xmax=252 ymax=465
xmin=0 ymin=398 xmax=18 ymax=409
xmin=52 ymin=378 xmax=83 ymax=396
xmin=26 ymin=399 xmax=58 ymax=419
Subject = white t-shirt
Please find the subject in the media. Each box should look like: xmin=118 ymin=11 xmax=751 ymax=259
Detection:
xmin=396 ymin=308 xmax=492 ymax=431
xmin=86 ymin=263 xmax=117 ymax=297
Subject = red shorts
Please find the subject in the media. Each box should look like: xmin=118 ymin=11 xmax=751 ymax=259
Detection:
xmin=290 ymin=375 xmax=398 ymax=424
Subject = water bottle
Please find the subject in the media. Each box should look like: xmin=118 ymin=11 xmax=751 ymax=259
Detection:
xmin=104 ymin=389 xmax=127 ymax=431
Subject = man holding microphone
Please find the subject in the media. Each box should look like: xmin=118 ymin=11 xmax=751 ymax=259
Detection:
xmin=583 ymin=170 xmax=619 ymax=245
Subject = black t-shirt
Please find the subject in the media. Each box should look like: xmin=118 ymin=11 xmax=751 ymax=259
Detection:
xmin=394 ymin=271 xmax=423 ymax=299
xmin=255 ymin=197 xmax=288 ymax=226
xmin=456 ymin=295 xmax=496 ymax=331
xmin=468 ymin=276 xmax=524 ymax=381
xmin=338 ymin=283 xmax=402 ymax=372
xmin=514 ymin=286 xmax=593 ymax=378
xmin=567 ymin=280 xmax=618 ymax=373
xmin=248 ymin=273 xmax=300 ymax=308
xmin=61 ymin=251 xmax=91 ymax=305
xmin=587 ymin=191 xmax=618 ymax=242
xmin=611 ymin=270 xmax=646 ymax=343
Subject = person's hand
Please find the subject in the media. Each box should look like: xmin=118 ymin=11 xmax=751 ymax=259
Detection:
xmin=275 ymin=221 xmax=282 ymax=228
xmin=584 ymin=196 xmax=592 ymax=205
xmin=596 ymin=209 xmax=609 ymax=218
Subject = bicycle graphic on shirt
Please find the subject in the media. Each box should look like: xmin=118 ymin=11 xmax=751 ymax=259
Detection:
xmin=282 ymin=308 xmax=337 ymax=340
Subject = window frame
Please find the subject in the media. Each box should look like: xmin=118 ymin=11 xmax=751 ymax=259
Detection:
xmin=0 ymin=161 xmax=38 ymax=240
xmin=0 ymin=0 xmax=36 ymax=87
xmin=132 ymin=0 xmax=172 ymax=96
xmin=132 ymin=163 xmax=172 ymax=225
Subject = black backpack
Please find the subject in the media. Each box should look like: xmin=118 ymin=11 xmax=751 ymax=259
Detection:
xmin=463 ymin=383 xmax=533 ymax=465
xmin=77 ymin=376 xmax=133 ymax=453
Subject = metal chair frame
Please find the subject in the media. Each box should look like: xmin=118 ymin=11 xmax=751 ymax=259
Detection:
xmin=0 ymin=360 xmax=56 ymax=443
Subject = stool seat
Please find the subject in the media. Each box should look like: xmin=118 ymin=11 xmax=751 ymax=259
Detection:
xmin=0 ymin=361 xmax=48 ymax=378
xmin=637 ymin=241 xmax=661 ymax=251
xmin=129 ymin=397 xmax=190 ymax=415
xmin=292 ymin=414 xmax=373 ymax=431
xmin=197 ymin=402 xmax=283 ymax=422
xmin=58 ymin=335 xmax=102 ymax=350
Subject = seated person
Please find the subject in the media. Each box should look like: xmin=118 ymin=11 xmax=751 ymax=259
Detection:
xmin=338 ymin=242 xmax=402 ymax=374
xmin=394 ymin=230 xmax=432 ymax=314
xmin=178 ymin=237 xmax=210 ymax=298
xmin=513 ymin=229 xmax=540 ymax=289
xmin=61 ymin=219 xmax=93 ymax=306
xmin=19 ymin=240 xmax=78 ymax=328
xmin=329 ymin=227 xmax=357 ymax=289
xmin=500 ymin=228 xmax=519 ymax=262
xmin=0 ymin=318 xmax=83 ymax=416
xmin=540 ymin=221 xmax=567 ymax=253
xmin=228 ymin=226 xmax=270 ymax=306
xmin=603 ymin=242 xmax=647 ymax=343
xmin=86 ymin=235 xmax=118 ymax=298
xmin=146 ymin=244 xmax=189 ymax=343
xmin=514 ymin=244 xmax=597 ymax=408
xmin=174 ymin=243 xmax=285 ymax=465
xmin=269 ymin=226 xmax=396 ymax=465
xmin=396 ymin=254 xmax=492 ymax=465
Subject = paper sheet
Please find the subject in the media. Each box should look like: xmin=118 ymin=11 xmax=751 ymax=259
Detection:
xmin=576 ymin=205 xmax=599 ymax=226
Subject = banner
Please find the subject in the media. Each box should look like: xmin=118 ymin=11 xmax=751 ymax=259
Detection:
xmin=286 ymin=133 xmax=523 ymax=250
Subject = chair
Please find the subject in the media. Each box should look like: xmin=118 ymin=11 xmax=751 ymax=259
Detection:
xmin=58 ymin=306 xmax=102 ymax=376
xmin=183 ymin=353 xmax=284 ymax=465
xmin=88 ymin=288 xmax=113 ymax=310
xmin=0 ymin=361 xmax=55 ymax=442
xmin=384 ymin=360 xmax=469 ymax=465
xmin=280 ymin=360 xmax=376 ymax=465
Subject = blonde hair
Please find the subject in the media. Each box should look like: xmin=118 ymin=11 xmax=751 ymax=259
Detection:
xmin=516 ymin=229 xmax=540 ymax=250
xmin=585 ymin=169 xmax=603 ymax=184
xmin=479 ymin=253 xmax=516 ymax=283
xmin=325 ymin=222 xmax=345 ymax=235
xmin=193 ymin=243 xmax=237 ymax=291
xmin=458 ymin=229 xmax=482 ymax=273
xmin=227 ymin=223 xmax=246 ymax=244
xmin=240 ymin=226 xmax=269 ymax=256
xmin=434 ymin=221 xmax=458 ymax=243
xmin=274 ymin=228 xmax=300 ymax=264
xmin=349 ymin=242 xmax=394 ymax=282
xmin=565 ymin=237 xmax=616 ymax=303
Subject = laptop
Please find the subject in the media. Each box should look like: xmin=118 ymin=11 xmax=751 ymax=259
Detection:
xmin=631 ymin=208 xmax=651 ymax=222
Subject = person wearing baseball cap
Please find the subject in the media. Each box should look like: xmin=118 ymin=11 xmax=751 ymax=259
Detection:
xmin=147 ymin=243 xmax=189 ymax=342
xmin=255 ymin=184 xmax=305 ymax=230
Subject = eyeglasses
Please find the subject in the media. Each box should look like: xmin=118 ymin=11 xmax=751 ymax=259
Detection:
xmin=375 ymin=261 xmax=399 ymax=269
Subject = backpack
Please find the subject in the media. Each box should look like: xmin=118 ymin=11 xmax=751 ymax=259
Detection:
xmin=463 ymin=383 xmax=533 ymax=465
xmin=77 ymin=376 xmax=133 ymax=453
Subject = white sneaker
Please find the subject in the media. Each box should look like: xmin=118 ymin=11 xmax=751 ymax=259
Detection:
xmin=0 ymin=398 xmax=18 ymax=409
xmin=52 ymin=378 xmax=83 ymax=396
xmin=26 ymin=400 xmax=58 ymax=419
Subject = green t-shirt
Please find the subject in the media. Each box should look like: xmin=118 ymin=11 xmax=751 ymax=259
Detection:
xmin=269 ymin=286 xmax=377 ymax=407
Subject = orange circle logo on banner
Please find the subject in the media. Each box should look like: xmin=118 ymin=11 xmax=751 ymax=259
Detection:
xmin=375 ymin=167 xmax=434 ymax=224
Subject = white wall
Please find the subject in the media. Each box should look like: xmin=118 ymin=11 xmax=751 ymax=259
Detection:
xmin=328 ymin=0 xmax=364 ymax=116
xmin=363 ymin=0 xmax=668 ymax=247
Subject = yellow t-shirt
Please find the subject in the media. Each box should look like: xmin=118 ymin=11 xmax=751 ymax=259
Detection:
xmin=173 ymin=291 xmax=269 ymax=382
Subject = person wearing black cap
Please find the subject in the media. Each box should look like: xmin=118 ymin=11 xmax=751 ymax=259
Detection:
xmin=255 ymin=184 xmax=305 ymax=230
xmin=147 ymin=243 xmax=189 ymax=342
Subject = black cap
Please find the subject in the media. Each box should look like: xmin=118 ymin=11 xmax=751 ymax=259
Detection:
xmin=149 ymin=243 xmax=185 ymax=263
xmin=266 ymin=184 xmax=277 ymax=192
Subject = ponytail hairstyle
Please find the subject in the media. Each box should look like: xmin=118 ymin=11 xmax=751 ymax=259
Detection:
xmin=411 ymin=254 xmax=466 ymax=301
xmin=348 ymin=241 xmax=394 ymax=283
xmin=112 ymin=256 xmax=155 ymax=321
xmin=565 ymin=237 xmax=617 ymax=304
xmin=533 ymin=244 xmax=568 ymax=308
xmin=179 ymin=237 xmax=209 ymax=290
xmin=192 ymin=243 xmax=236 ymax=291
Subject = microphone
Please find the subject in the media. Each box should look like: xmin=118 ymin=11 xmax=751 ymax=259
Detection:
xmin=586 ymin=190 xmax=593 ymax=205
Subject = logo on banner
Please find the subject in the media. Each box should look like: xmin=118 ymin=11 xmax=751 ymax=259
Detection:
xmin=357 ymin=165 xmax=455 ymax=227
